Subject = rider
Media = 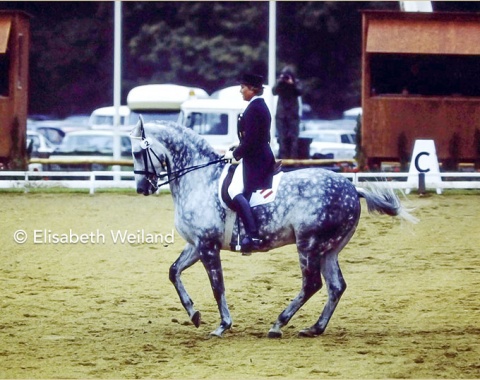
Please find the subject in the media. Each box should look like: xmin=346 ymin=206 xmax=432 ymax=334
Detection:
xmin=224 ymin=73 xmax=276 ymax=253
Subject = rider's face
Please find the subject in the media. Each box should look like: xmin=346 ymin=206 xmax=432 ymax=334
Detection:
xmin=240 ymin=84 xmax=255 ymax=102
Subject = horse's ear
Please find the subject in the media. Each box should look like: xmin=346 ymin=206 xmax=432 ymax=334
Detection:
xmin=130 ymin=115 xmax=145 ymax=138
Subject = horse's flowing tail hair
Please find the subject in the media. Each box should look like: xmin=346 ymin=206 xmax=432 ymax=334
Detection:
xmin=357 ymin=185 xmax=419 ymax=224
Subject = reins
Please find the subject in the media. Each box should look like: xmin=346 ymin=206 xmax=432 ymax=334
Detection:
xmin=162 ymin=157 xmax=229 ymax=186
xmin=132 ymin=130 xmax=229 ymax=191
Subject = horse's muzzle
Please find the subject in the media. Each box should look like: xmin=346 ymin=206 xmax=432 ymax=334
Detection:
xmin=137 ymin=187 xmax=150 ymax=196
xmin=136 ymin=177 xmax=154 ymax=196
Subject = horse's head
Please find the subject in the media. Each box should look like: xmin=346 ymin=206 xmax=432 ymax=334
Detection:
xmin=130 ymin=116 xmax=169 ymax=195
xmin=131 ymin=117 xmax=224 ymax=195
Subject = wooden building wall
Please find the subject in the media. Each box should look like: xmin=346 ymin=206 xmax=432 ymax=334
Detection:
xmin=361 ymin=11 xmax=480 ymax=169
xmin=0 ymin=10 xmax=30 ymax=169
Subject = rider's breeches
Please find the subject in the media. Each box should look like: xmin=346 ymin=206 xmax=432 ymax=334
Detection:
xmin=228 ymin=160 xmax=244 ymax=199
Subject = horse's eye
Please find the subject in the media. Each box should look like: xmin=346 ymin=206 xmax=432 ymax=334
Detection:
xmin=133 ymin=151 xmax=143 ymax=159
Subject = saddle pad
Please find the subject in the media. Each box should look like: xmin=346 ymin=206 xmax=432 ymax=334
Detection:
xmin=218 ymin=163 xmax=284 ymax=209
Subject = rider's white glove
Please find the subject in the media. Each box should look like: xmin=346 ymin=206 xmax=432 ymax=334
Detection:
xmin=223 ymin=150 xmax=234 ymax=160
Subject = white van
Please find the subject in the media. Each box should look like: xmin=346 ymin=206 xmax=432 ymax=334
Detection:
xmin=127 ymin=84 xmax=209 ymax=123
xmin=178 ymin=98 xmax=247 ymax=155
xmin=194 ymin=85 xmax=278 ymax=155
xmin=88 ymin=105 xmax=133 ymax=130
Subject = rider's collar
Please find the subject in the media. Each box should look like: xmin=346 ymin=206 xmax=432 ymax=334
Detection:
xmin=249 ymin=95 xmax=262 ymax=103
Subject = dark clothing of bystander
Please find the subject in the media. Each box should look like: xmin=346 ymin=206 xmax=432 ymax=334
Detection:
xmin=272 ymin=70 xmax=302 ymax=159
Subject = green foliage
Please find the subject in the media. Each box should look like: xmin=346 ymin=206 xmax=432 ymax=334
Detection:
xmin=27 ymin=3 xmax=113 ymax=116
xmin=125 ymin=2 xmax=269 ymax=92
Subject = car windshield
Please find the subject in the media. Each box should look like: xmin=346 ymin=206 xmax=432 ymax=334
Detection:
xmin=185 ymin=112 xmax=229 ymax=135
xmin=36 ymin=127 xmax=64 ymax=145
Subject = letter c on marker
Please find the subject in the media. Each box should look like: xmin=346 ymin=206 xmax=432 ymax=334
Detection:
xmin=415 ymin=151 xmax=430 ymax=173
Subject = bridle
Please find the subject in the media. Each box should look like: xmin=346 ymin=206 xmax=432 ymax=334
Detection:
xmin=131 ymin=125 xmax=170 ymax=192
xmin=132 ymin=125 xmax=229 ymax=192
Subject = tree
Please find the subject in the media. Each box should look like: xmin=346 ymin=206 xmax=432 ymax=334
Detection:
xmin=7 ymin=2 xmax=113 ymax=116
xmin=123 ymin=2 xmax=269 ymax=94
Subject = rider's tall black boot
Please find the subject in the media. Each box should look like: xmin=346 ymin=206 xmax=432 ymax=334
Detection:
xmin=231 ymin=194 xmax=262 ymax=253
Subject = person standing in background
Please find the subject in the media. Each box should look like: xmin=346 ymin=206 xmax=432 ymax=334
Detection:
xmin=272 ymin=66 xmax=303 ymax=159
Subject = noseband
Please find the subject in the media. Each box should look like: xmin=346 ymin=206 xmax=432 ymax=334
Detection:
xmin=132 ymin=126 xmax=229 ymax=191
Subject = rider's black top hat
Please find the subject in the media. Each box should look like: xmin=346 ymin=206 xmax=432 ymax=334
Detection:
xmin=238 ymin=73 xmax=264 ymax=89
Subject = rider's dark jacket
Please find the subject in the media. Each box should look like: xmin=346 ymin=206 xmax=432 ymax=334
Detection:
xmin=233 ymin=97 xmax=275 ymax=195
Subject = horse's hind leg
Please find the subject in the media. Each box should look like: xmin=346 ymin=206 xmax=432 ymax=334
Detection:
xmin=268 ymin=249 xmax=322 ymax=338
xmin=298 ymin=251 xmax=346 ymax=337
xmin=169 ymin=244 xmax=202 ymax=327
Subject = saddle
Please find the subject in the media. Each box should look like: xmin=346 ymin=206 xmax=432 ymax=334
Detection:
xmin=220 ymin=161 xmax=283 ymax=210
xmin=219 ymin=162 xmax=283 ymax=253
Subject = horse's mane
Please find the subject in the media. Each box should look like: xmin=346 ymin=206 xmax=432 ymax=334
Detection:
xmin=144 ymin=121 xmax=221 ymax=160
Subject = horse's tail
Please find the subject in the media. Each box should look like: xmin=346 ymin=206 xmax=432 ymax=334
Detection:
xmin=356 ymin=185 xmax=418 ymax=224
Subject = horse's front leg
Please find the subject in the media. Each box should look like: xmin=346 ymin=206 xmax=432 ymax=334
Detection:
xmin=169 ymin=243 xmax=202 ymax=327
xmin=199 ymin=241 xmax=232 ymax=337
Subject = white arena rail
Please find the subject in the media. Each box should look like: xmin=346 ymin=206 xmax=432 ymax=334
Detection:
xmin=0 ymin=170 xmax=479 ymax=194
xmin=0 ymin=171 xmax=137 ymax=195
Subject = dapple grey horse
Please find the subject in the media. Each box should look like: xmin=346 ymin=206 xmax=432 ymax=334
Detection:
xmin=130 ymin=119 xmax=416 ymax=338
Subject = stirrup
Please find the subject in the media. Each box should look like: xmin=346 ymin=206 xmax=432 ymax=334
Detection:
xmin=241 ymin=236 xmax=263 ymax=254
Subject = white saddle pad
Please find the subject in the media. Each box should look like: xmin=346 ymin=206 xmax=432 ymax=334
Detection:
xmin=218 ymin=163 xmax=284 ymax=209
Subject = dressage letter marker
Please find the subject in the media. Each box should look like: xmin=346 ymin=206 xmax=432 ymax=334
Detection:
xmin=406 ymin=139 xmax=442 ymax=194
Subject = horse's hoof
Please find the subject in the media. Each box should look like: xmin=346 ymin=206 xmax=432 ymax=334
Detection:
xmin=191 ymin=311 xmax=201 ymax=328
xmin=208 ymin=331 xmax=223 ymax=338
xmin=209 ymin=326 xmax=228 ymax=338
xmin=267 ymin=330 xmax=283 ymax=339
xmin=298 ymin=327 xmax=323 ymax=338
xmin=267 ymin=327 xmax=283 ymax=339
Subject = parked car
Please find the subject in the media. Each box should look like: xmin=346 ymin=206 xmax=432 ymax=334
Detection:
xmin=28 ymin=116 xmax=89 ymax=146
xmin=301 ymin=119 xmax=341 ymax=131
xmin=301 ymin=118 xmax=357 ymax=132
xmin=26 ymin=130 xmax=56 ymax=158
xmin=26 ymin=130 xmax=56 ymax=171
xmin=63 ymin=114 xmax=90 ymax=128
xmin=29 ymin=124 xmax=66 ymax=146
xmin=342 ymin=107 xmax=362 ymax=120
xmin=47 ymin=130 xmax=132 ymax=172
xmin=299 ymin=129 xmax=356 ymax=159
